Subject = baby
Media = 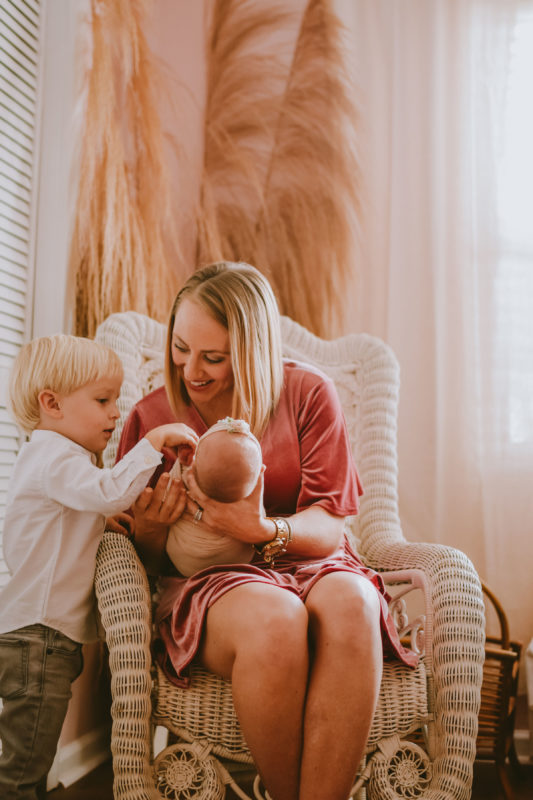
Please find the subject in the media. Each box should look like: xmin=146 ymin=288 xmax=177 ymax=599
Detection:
xmin=166 ymin=417 xmax=262 ymax=576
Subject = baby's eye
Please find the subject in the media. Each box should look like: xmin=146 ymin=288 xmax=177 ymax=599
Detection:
xmin=97 ymin=398 xmax=108 ymax=404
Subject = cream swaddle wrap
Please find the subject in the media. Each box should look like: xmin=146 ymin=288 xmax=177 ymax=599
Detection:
xmin=165 ymin=418 xmax=262 ymax=576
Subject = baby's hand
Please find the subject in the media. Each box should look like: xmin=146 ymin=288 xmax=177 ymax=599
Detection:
xmin=145 ymin=423 xmax=199 ymax=454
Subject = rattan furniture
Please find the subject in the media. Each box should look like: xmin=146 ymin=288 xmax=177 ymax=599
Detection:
xmin=94 ymin=311 xmax=485 ymax=800
xmin=476 ymin=582 xmax=522 ymax=800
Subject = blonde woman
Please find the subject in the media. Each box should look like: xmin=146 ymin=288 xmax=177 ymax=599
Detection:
xmin=114 ymin=262 xmax=417 ymax=800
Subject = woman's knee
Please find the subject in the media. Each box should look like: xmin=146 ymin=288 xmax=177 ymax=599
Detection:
xmin=242 ymin=585 xmax=308 ymax=655
xmin=306 ymin=572 xmax=382 ymax=643
xmin=201 ymin=584 xmax=308 ymax=676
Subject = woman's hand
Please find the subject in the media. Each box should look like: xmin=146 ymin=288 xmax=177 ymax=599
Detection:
xmin=131 ymin=472 xmax=188 ymax=574
xmin=185 ymin=466 xmax=275 ymax=545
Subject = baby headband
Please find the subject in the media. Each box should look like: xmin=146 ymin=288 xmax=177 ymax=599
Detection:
xmin=198 ymin=417 xmax=262 ymax=454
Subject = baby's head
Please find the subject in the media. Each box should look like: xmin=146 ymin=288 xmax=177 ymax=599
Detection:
xmin=9 ymin=334 xmax=123 ymax=436
xmin=193 ymin=418 xmax=262 ymax=503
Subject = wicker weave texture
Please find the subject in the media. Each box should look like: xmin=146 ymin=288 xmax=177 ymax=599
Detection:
xmin=94 ymin=311 xmax=485 ymax=800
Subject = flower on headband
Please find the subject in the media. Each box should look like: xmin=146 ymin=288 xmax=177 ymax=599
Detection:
xmin=219 ymin=417 xmax=251 ymax=435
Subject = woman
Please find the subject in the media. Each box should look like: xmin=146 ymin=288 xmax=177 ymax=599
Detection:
xmin=114 ymin=261 xmax=417 ymax=800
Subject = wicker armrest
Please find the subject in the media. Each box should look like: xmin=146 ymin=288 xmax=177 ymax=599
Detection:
xmin=361 ymin=537 xmax=485 ymax=776
xmin=94 ymin=531 xmax=159 ymax=800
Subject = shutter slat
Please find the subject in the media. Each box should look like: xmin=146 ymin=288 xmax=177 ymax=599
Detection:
xmin=0 ymin=97 xmax=35 ymax=135
xmin=0 ymin=7 xmax=39 ymax=51
xmin=0 ymin=198 xmax=30 ymax=229
xmin=0 ymin=301 xmax=25 ymax=331
xmin=0 ymin=155 xmax=32 ymax=189
xmin=0 ymin=242 xmax=29 ymax=270
xmin=0 ymin=224 xmax=29 ymax=255
xmin=0 ymin=129 xmax=33 ymax=168
xmin=0 ymin=265 xmax=27 ymax=291
xmin=0 ymin=37 xmax=39 ymax=88
xmin=0 ymin=184 xmax=31 ymax=218
xmin=0 ymin=67 xmax=37 ymax=115
xmin=0 ymin=280 xmax=26 ymax=308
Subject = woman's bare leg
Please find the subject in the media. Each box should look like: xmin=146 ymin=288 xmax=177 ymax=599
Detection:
xmin=199 ymin=582 xmax=309 ymax=800
xmin=298 ymin=572 xmax=383 ymax=800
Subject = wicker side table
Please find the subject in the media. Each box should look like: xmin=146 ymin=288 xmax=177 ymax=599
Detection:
xmin=476 ymin=582 xmax=523 ymax=800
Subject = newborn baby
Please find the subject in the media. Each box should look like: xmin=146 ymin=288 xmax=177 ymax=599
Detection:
xmin=166 ymin=417 xmax=262 ymax=576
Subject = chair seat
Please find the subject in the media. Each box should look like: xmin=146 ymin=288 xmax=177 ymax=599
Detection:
xmin=154 ymin=658 xmax=429 ymax=761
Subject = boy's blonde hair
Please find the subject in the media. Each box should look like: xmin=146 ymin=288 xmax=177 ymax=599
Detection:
xmin=165 ymin=262 xmax=284 ymax=439
xmin=9 ymin=334 xmax=123 ymax=434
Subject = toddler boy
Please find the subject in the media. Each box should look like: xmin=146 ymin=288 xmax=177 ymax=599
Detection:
xmin=0 ymin=334 xmax=197 ymax=799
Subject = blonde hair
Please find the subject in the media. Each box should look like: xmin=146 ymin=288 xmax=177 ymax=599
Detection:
xmin=165 ymin=262 xmax=284 ymax=438
xmin=9 ymin=334 xmax=123 ymax=434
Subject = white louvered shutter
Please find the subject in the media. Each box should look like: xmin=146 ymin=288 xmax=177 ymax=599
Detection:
xmin=0 ymin=0 xmax=42 ymax=586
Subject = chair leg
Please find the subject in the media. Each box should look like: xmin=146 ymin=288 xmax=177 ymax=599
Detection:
xmin=496 ymin=761 xmax=515 ymax=800
xmin=507 ymin=740 xmax=522 ymax=776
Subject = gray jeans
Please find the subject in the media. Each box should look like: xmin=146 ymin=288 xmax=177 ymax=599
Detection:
xmin=0 ymin=624 xmax=83 ymax=800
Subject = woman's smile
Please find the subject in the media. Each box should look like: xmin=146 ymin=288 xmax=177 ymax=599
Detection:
xmin=172 ymin=298 xmax=234 ymax=419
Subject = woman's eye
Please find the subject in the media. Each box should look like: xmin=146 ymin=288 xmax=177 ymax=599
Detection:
xmin=174 ymin=343 xmax=188 ymax=353
xmin=205 ymin=355 xmax=223 ymax=364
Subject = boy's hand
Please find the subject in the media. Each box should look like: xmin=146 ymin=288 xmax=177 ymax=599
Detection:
xmin=105 ymin=511 xmax=135 ymax=539
xmin=145 ymin=423 xmax=199 ymax=454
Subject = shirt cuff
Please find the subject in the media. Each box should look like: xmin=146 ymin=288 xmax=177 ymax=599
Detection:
xmin=113 ymin=437 xmax=162 ymax=476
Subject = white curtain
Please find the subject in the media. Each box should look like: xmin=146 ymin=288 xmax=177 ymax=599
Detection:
xmin=336 ymin=0 xmax=533 ymax=679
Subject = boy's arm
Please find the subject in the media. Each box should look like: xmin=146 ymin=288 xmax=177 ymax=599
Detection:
xmin=45 ymin=425 xmax=198 ymax=516
xmin=44 ymin=438 xmax=164 ymax=515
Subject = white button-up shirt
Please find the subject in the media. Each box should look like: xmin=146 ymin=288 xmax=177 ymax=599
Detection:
xmin=0 ymin=430 xmax=162 ymax=643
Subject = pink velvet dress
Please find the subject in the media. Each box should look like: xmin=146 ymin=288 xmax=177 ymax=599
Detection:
xmin=117 ymin=360 xmax=419 ymax=687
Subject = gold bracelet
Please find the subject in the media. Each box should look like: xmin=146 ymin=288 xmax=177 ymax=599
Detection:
xmin=255 ymin=517 xmax=293 ymax=566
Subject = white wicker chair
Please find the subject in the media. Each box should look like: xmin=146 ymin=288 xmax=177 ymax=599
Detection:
xmin=94 ymin=310 xmax=485 ymax=800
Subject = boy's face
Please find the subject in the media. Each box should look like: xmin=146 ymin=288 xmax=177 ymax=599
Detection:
xmin=52 ymin=375 xmax=122 ymax=455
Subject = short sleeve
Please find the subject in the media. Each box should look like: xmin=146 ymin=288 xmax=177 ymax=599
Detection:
xmin=261 ymin=362 xmax=362 ymax=517
xmin=115 ymin=387 xmax=179 ymax=484
xmin=296 ymin=373 xmax=363 ymax=515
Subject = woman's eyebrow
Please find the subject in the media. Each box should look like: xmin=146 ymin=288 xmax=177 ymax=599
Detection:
xmin=172 ymin=335 xmax=229 ymax=354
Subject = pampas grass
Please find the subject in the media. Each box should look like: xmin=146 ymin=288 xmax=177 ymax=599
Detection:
xmin=71 ymin=0 xmax=178 ymax=337
xmin=196 ymin=0 xmax=294 ymax=268
xmin=70 ymin=0 xmax=361 ymax=339
xmin=198 ymin=0 xmax=362 ymax=337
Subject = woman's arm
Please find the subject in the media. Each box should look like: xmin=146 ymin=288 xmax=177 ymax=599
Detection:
xmin=185 ymin=469 xmax=345 ymax=560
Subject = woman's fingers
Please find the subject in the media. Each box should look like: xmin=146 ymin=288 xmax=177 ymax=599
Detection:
xmin=133 ymin=474 xmax=185 ymax=522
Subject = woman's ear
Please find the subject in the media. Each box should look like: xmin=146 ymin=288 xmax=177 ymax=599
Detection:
xmin=38 ymin=389 xmax=62 ymax=419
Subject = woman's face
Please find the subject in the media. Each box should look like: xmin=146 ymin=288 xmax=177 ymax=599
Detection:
xmin=171 ymin=297 xmax=234 ymax=417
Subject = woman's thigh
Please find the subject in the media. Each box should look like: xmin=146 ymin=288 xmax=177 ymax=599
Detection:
xmin=198 ymin=581 xmax=308 ymax=679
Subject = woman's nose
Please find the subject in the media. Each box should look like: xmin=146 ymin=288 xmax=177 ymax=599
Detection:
xmin=183 ymin=354 xmax=203 ymax=380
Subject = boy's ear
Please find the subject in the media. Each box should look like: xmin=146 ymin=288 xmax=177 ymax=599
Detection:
xmin=38 ymin=389 xmax=62 ymax=418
